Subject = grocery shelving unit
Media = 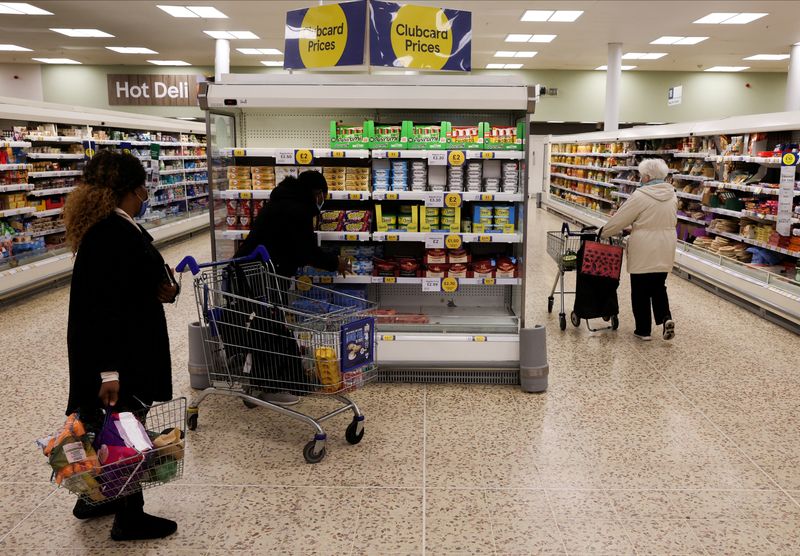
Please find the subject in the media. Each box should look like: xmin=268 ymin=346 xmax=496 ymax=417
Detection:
xmin=538 ymin=111 xmax=800 ymax=330
xmin=0 ymin=97 xmax=208 ymax=300
xmin=200 ymin=74 xmax=533 ymax=381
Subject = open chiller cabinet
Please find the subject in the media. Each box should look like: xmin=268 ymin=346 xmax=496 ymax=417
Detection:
xmin=200 ymin=75 xmax=535 ymax=382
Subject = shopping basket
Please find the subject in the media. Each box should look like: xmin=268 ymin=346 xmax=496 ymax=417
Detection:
xmin=39 ymin=397 xmax=186 ymax=505
xmin=546 ymin=223 xmax=621 ymax=332
xmin=176 ymin=245 xmax=377 ymax=464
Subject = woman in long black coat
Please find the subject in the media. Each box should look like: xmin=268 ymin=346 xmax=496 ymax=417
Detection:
xmin=63 ymin=150 xmax=178 ymax=541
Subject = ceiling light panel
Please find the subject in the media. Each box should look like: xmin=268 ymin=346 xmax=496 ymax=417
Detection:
xmin=650 ymin=36 xmax=707 ymax=45
xmin=0 ymin=44 xmax=32 ymax=51
xmin=704 ymin=66 xmax=749 ymax=72
xmin=237 ymin=48 xmax=282 ymax=55
xmin=623 ymin=52 xmax=667 ymax=60
xmin=722 ymin=12 xmax=768 ymax=24
xmin=0 ymin=2 xmax=51 ymax=14
xmin=505 ymin=34 xmax=531 ymax=43
xmin=158 ymin=5 xmax=227 ymax=18
xmin=520 ymin=10 xmax=582 ymax=22
xmin=520 ymin=10 xmax=552 ymax=21
xmin=50 ymin=28 xmax=114 ymax=37
xmin=548 ymin=10 xmax=583 ymax=22
xmin=33 ymin=58 xmax=81 ymax=64
xmin=486 ymin=63 xmax=524 ymax=69
xmin=261 ymin=60 xmax=284 ymax=67
xmin=204 ymin=30 xmax=258 ymax=39
xmin=595 ymin=65 xmax=637 ymax=70
xmin=529 ymin=34 xmax=557 ymax=43
xmin=515 ymin=51 xmax=537 ymax=58
xmin=504 ymin=63 xmax=524 ymax=69
xmin=743 ymin=54 xmax=789 ymax=61
xmin=106 ymin=47 xmax=158 ymax=54
xmin=694 ymin=12 xmax=767 ymax=24
xmin=147 ymin=60 xmax=191 ymax=66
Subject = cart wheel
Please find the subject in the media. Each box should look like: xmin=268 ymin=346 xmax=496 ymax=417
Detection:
xmin=303 ymin=440 xmax=327 ymax=464
xmin=242 ymin=398 xmax=259 ymax=409
xmin=611 ymin=315 xmax=619 ymax=330
xmin=187 ymin=413 xmax=198 ymax=431
xmin=345 ymin=417 xmax=365 ymax=445
xmin=547 ymin=296 xmax=554 ymax=314
xmin=559 ymin=314 xmax=567 ymax=331
xmin=570 ymin=312 xmax=580 ymax=327
xmin=602 ymin=315 xmax=611 ymax=322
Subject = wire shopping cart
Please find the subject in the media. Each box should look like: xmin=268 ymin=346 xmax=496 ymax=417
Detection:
xmin=176 ymin=246 xmax=377 ymax=464
xmin=546 ymin=223 xmax=621 ymax=332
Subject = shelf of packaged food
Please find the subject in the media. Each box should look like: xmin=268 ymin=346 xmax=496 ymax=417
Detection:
xmin=219 ymin=147 xmax=371 ymax=159
xmin=550 ymin=151 xmax=631 ymax=158
xmin=611 ymin=191 xmax=631 ymax=199
xmin=367 ymin=276 xmax=521 ymax=286
xmin=159 ymin=141 xmax=206 ymax=147
xmin=628 ymin=149 xmax=680 ymax=155
xmin=705 ymin=181 xmax=799 ymax=196
xmin=93 ymin=139 xmax=153 ymax=146
xmin=215 ymin=189 xmax=273 ymax=200
xmin=0 ymin=163 xmax=30 ymax=171
xmin=370 ymin=149 xmax=524 ymax=160
xmin=741 ymin=210 xmax=800 ymax=225
xmin=550 ymin=162 xmax=617 ymax=172
xmin=706 ymin=155 xmax=784 ymax=166
xmin=672 ymin=174 xmax=714 ymax=182
xmin=0 ymin=141 xmax=31 ymax=148
xmin=301 ymin=275 xmax=373 ymax=284
xmin=549 ymin=184 xmax=616 ymax=204
xmin=675 ymin=191 xmax=704 ymax=201
xmin=31 ymin=207 xmax=64 ymax=218
xmin=611 ymin=178 xmax=639 ymax=186
xmin=24 ymin=135 xmax=85 ymax=143
xmin=328 ymin=191 xmax=371 ymax=200
xmin=28 ymin=170 xmax=82 ymax=178
xmin=25 ymin=153 xmax=85 ymax=160
xmin=0 ymin=207 xmax=36 ymax=217
xmin=186 ymin=193 xmax=208 ymax=201
xmin=0 ymin=183 xmax=34 ymax=193
xmin=674 ymin=152 xmax=714 ymax=158
xmin=706 ymin=229 xmax=800 ymax=258
xmin=216 ymin=229 xmax=249 ymax=241
xmin=30 ymin=227 xmax=66 ymax=237
xmin=159 ymin=168 xmax=186 ymax=175
xmin=184 ymin=167 xmax=208 ymax=173
xmin=372 ymin=231 xmax=523 ymax=243
xmin=153 ymin=182 xmax=186 ymax=191
xmin=550 ymin=172 xmax=617 ymax=189
xmin=703 ymin=206 xmax=743 ymax=218
xmin=465 ymin=150 xmax=524 ymax=160
xmin=372 ymin=190 xmax=426 ymax=201
xmin=28 ymin=186 xmax=76 ymax=196
xmin=677 ymin=214 xmax=709 ymax=226
xmin=315 ymin=231 xmax=371 ymax=242
xmin=151 ymin=197 xmax=187 ymax=207
xmin=610 ymin=166 xmax=639 ymax=172
xmin=159 ymin=155 xmax=190 ymax=161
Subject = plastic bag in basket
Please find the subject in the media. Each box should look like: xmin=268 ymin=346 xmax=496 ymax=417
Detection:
xmin=39 ymin=414 xmax=103 ymax=500
xmin=94 ymin=412 xmax=153 ymax=499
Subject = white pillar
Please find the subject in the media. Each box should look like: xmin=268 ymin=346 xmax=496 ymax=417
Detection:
xmin=215 ymin=39 xmax=230 ymax=82
xmin=604 ymin=42 xmax=622 ymax=131
xmin=785 ymin=44 xmax=800 ymax=111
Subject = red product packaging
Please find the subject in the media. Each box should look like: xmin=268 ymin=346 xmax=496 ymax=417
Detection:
xmin=373 ymin=258 xmax=398 ymax=277
xmin=226 ymin=200 xmax=240 ymax=216
xmin=398 ymin=258 xmax=420 ymax=277
xmin=471 ymin=259 xmax=495 ymax=278
xmin=425 ymin=263 xmax=449 ymax=278
xmin=495 ymin=257 xmax=518 ymax=278
xmin=226 ymin=214 xmax=239 ymax=230
xmin=320 ymin=209 xmax=345 ymax=222
xmin=238 ymin=214 xmax=251 ymax=230
xmin=447 ymin=248 xmax=470 ymax=264
xmin=345 ymin=210 xmax=371 ymax=223
xmin=424 ymin=249 xmax=447 ymax=265
xmin=448 ymin=263 xmax=469 ymax=278
xmin=319 ymin=221 xmax=343 ymax=232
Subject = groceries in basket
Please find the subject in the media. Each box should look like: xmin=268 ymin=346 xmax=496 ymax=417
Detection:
xmin=40 ymin=413 xmax=102 ymax=500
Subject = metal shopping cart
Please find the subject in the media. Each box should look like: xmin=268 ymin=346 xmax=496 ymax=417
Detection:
xmin=176 ymin=246 xmax=377 ymax=463
xmin=546 ymin=223 xmax=621 ymax=332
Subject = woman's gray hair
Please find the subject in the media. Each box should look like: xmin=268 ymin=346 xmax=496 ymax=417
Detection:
xmin=638 ymin=158 xmax=670 ymax=181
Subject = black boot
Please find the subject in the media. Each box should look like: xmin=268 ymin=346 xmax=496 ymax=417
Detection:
xmin=73 ymin=497 xmax=121 ymax=520
xmin=111 ymin=511 xmax=177 ymax=541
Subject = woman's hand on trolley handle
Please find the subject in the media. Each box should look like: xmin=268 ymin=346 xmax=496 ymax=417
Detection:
xmin=157 ymin=266 xmax=179 ymax=303
xmin=98 ymin=379 xmax=120 ymax=407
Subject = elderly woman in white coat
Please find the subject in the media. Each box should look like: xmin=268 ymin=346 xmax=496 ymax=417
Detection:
xmin=600 ymin=158 xmax=678 ymax=341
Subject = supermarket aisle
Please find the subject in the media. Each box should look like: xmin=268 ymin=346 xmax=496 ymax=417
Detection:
xmin=1 ymin=211 xmax=800 ymax=555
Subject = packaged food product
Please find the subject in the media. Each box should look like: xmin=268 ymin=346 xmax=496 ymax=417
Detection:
xmin=345 ymin=210 xmax=370 ymax=223
xmin=448 ymin=263 xmax=468 ymax=278
xmin=398 ymin=258 xmax=420 ymax=277
xmin=315 ymin=347 xmax=341 ymax=393
xmin=374 ymin=258 xmax=398 ymax=277
xmin=496 ymin=257 xmax=518 ymax=278
xmin=471 ymin=259 xmax=495 ymax=278
xmin=425 ymin=249 xmax=447 ymax=264
xmin=425 ymin=263 xmax=448 ymax=278
xmin=319 ymin=221 xmax=343 ymax=232
xmin=447 ymin=248 xmax=470 ymax=264
xmin=343 ymin=221 xmax=369 ymax=232
xmin=320 ymin=210 xmax=345 ymax=222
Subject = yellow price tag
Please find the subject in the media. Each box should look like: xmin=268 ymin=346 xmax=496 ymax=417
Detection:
xmin=295 ymin=149 xmax=313 ymax=165
xmin=232 ymin=148 xmax=246 ymax=157
xmin=481 ymin=151 xmax=495 ymax=159
xmin=444 ymin=192 xmax=462 ymax=208
xmin=349 ymin=193 xmax=361 ymax=200
xmin=386 ymin=192 xmax=399 ymax=200
xmin=448 ymin=150 xmax=465 ymax=166
xmin=482 ymin=278 xmax=496 ymax=286
xmin=332 ymin=150 xmax=345 ymax=158
xmin=479 ymin=235 xmax=492 ymax=243
xmin=345 ymin=234 xmax=357 ymax=241
xmin=386 ymin=234 xmax=399 ymax=241
xmin=445 ymin=234 xmax=462 ymax=249
xmin=84 ymin=148 xmax=95 ymax=158
xmin=473 ymin=335 xmax=487 ymax=342
xmin=387 ymin=151 xmax=400 ymax=158
xmin=441 ymin=277 xmax=459 ymax=293
xmin=239 ymin=191 xmax=252 ymax=199
xmin=297 ymin=276 xmax=313 ymax=291
xmin=481 ymin=193 xmax=494 ymax=201
xmin=382 ymin=335 xmax=396 ymax=341
xmin=320 ymin=276 xmax=333 ymax=284
xmin=384 ymin=276 xmax=397 ymax=283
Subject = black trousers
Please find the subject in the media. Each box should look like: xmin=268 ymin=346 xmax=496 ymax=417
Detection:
xmin=630 ymin=272 xmax=671 ymax=336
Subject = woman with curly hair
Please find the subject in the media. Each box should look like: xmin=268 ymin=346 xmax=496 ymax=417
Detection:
xmin=64 ymin=150 xmax=178 ymax=541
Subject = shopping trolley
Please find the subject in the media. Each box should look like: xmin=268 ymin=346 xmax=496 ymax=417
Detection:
xmin=546 ymin=223 xmax=621 ymax=332
xmin=176 ymin=246 xmax=377 ymax=463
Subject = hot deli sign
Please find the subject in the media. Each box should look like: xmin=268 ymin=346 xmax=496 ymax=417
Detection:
xmin=107 ymin=74 xmax=199 ymax=106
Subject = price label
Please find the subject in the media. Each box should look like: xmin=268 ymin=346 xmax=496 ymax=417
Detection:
xmin=349 ymin=193 xmax=362 ymax=200
xmin=481 ymin=151 xmax=495 ymax=159
xmin=386 ymin=234 xmax=399 ymax=241
xmin=428 ymin=151 xmax=447 ymax=166
xmin=319 ymin=276 xmax=333 ymax=284
xmin=422 ymin=277 xmax=442 ymax=292
xmin=385 ymin=192 xmax=399 ymax=200
xmin=481 ymin=193 xmax=495 ymax=201
xmin=332 ymin=150 xmax=345 ymax=158
xmin=345 ymin=233 xmax=358 ymax=241
xmin=448 ymin=150 xmax=466 ymax=166
xmin=239 ymin=191 xmax=252 ymax=199
xmin=384 ymin=276 xmax=397 ymax=283
xmin=473 ymin=335 xmax=487 ymax=342
xmin=478 ymin=235 xmax=492 ymax=243
xmin=482 ymin=278 xmax=496 ymax=285
xmin=444 ymin=192 xmax=462 ymax=208
xmin=387 ymin=151 xmax=400 ymax=158
xmin=276 ymin=150 xmax=295 ymax=165
xmin=232 ymin=148 xmax=246 ymax=157
xmin=297 ymin=276 xmax=313 ymax=291
xmin=441 ymin=277 xmax=459 ymax=293
xmin=381 ymin=335 xmax=396 ymax=341
xmin=295 ymin=149 xmax=314 ymax=165
xmin=425 ymin=235 xmax=444 ymax=248
xmin=445 ymin=234 xmax=462 ymax=249
xmin=425 ymin=192 xmax=444 ymax=207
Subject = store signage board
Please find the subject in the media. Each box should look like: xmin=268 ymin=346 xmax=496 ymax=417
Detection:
xmin=107 ymin=74 xmax=201 ymax=106
xmin=777 ymin=149 xmax=798 ymax=236
xmin=284 ymin=0 xmax=367 ymax=69
xmin=369 ymin=0 xmax=472 ymax=71
xmin=668 ymin=85 xmax=683 ymax=106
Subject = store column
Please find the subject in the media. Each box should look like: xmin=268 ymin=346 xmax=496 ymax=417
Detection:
xmin=786 ymin=43 xmax=800 ymax=111
xmin=215 ymin=39 xmax=230 ymax=82
xmin=604 ymin=43 xmax=622 ymax=131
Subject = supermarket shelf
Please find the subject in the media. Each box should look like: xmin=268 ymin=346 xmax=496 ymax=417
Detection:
xmin=368 ymin=276 xmax=521 ymax=286
xmin=328 ymin=191 xmax=371 ymax=200
xmin=371 ymin=190 xmax=523 ymax=202
xmin=741 ymin=210 xmax=800 ymax=225
xmin=317 ymin=231 xmax=371 ymax=242
xmin=675 ymin=191 xmax=703 ymax=201
xmin=29 ymin=170 xmax=82 ymax=178
xmin=28 ymin=186 xmax=76 ymax=196
xmin=24 ymin=135 xmax=84 ymax=143
xmin=0 ymin=141 xmax=31 ymax=148
xmin=707 ymin=155 xmax=783 ymax=166
xmin=550 ymin=151 xmax=631 ymax=158
xmin=154 ymin=182 xmax=186 ymax=191
xmin=25 ymin=153 xmax=84 ymax=160
xmin=0 ymin=163 xmax=30 ymax=171
xmin=672 ymin=174 xmax=714 ymax=182
xmin=674 ymin=152 xmax=713 ymax=158
xmin=677 ymin=214 xmax=709 ymax=226
xmin=706 ymin=181 xmax=799 ymax=196
xmin=301 ymin=275 xmax=373 ymax=284
xmin=611 ymin=191 xmax=631 ymax=199
xmin=215 ymin=189 xmax=273 ymax=200
xmin=217 ymin=229 xmax=248 ymax=240
xmin=372 ymin=190 xmax=427 ymax=201
xmin=628 ymin=149 xmax=680 ymax=155
xmin=184 ymin=167 xmax=208 ymax=173
xmin=465 ymin=150 xmax=524 ymax=160
xmin=30 ymin=226 xmax=66 ymax=237
xmin=31 ymin=208 xmax=64 ymax=218
xmin=159 ymin=141 xmax=206 ymax=147
xmin=0 ymin=207 xmax=36 ymax=217
xmin=609 ymin=165 xmax=638 ymax=171
xmin=707 ymin=229 xmax=800 ymax=258
xmin=549 ymin=184 xmax=616 ymax=204
xmin=94 ymin=139 xmax=154 ymax=146
xmin=0 ymin=183 xmax=33 ymax=193
xmin=550 ymin=162 xmax=616 ymax=172
xmin=550 ymin=172 xmax=617 ymax=189
xmin=159 ymin=168 xmax=186 ymax=175
xmin=461 ymin=191 xmax=523 ymax=202
xmin=220 ymin=147 xmax=371 ymax=159
xmin=611 ymin=178 xmax=639 ymax=186
xmin=372 ymin=231 xmax=523 ymax=243
xmin=187 ymin=193 xmax=208 ymax=201
xmin=151 ymin=197 xmax=187 ymax=207
xmin=703 ymin=206 xmax=743 ymax=218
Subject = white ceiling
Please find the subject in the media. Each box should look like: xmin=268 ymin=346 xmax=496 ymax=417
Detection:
xmin=0 ymin=0 xmax=798 ymax=72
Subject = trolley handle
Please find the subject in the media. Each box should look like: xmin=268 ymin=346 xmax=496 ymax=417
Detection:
xmin=176 ymin=245 xmax=271 ymax=275
xmin=561 ymin=222 xmax=599 ymax=237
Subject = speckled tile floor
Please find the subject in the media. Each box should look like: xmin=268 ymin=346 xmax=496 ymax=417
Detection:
xmin=1 ymin=209 xmax=798 ymax=555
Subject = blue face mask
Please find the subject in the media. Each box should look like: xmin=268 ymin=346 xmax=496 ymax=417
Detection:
xmin=135 ymin=190 xmax=149 ymax=219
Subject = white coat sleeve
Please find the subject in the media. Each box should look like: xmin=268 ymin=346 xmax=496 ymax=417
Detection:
xmin=601 ymin=193 xmax=644 ymax=238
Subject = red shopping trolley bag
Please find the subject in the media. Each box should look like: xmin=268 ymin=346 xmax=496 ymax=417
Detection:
xmin=580 ymin=238 xmax=623 ymax=280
